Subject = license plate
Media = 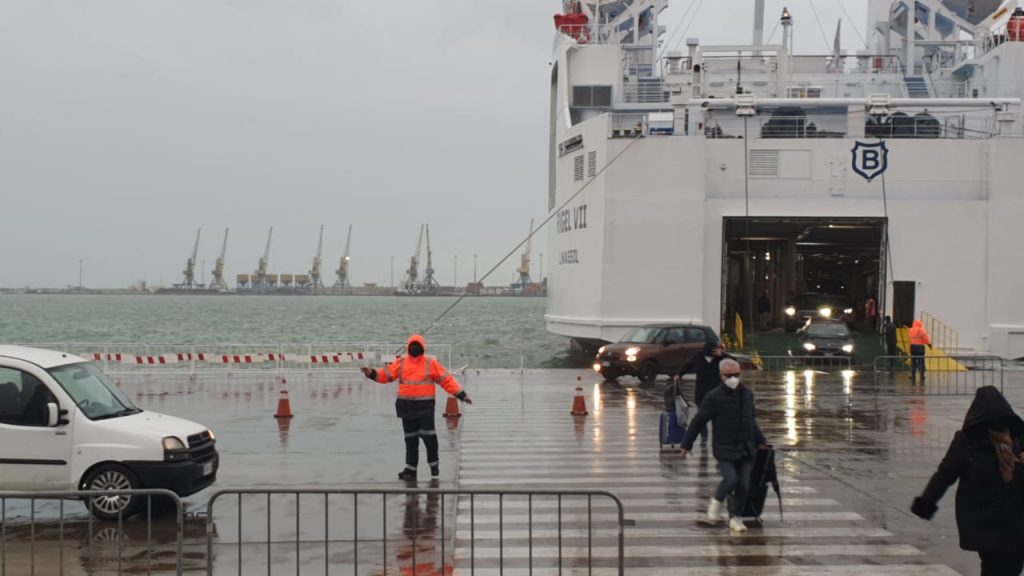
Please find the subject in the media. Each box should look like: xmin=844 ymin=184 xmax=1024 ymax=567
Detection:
xmin=601 ymin=361 xmax=611 ymax=367
xmin=202 ymin=462 xmax=214 ymax=477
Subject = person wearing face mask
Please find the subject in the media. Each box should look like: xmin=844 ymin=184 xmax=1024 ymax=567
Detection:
xmin=911 ymin=386 xmax=1024 ymax=576
xmin=362 ymin=334 xmax=472 ymax=481
xmin=679 ymin=358 xmax=767 ymax=533
xmin=674 ymin=341 xmax=731 ymax=448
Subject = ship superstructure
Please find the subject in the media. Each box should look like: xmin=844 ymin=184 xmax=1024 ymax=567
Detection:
xmin=546 ymin=0 xmax=1024 ymax=358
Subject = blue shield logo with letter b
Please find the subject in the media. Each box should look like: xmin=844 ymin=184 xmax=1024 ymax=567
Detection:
xmin=851 ymin=141 xmax=889 ymax=182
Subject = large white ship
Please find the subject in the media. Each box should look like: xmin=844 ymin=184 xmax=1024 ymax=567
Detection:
xmin=545 ymin=0 xmax=1024 ymax=358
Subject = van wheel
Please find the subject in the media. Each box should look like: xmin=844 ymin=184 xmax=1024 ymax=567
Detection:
xmin=638 ymin=361 xmax=659 ymax=384
xmin=82 ymin=464 xmax=142 ymax=521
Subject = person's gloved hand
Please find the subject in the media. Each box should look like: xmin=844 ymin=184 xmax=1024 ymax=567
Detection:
xmin=360 ymin=367 xmax=377 ymax=380
xmin=457 ymin=391 xmax=473 ymax=405
xmin=911 ymin=497 xmax=937 ymax=520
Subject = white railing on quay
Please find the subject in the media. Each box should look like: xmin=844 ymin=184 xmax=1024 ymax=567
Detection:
xmin=18 ymin=342 xmax=453 ymax=376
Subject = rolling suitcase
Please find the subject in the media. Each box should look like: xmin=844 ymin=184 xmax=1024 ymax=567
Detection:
xmin=659 ymin=410 xmax=686 ymax=450
xmin=742 ymin=445 xmax=783 ymax=521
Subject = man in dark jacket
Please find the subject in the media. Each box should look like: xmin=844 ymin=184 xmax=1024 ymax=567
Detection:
xmin=883 ymin=316 xmax=899 ymax=374
xmin=674 ymin=341 xmax=729 ymax=447
xmin=680 ymin=358 xmax=767 ymax=533
xmin=911 ymin=386 xmax=1024 ymax=576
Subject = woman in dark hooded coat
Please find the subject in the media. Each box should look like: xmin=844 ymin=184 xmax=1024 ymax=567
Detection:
xmin=911 ymin=386 xmax=1024 ymax=576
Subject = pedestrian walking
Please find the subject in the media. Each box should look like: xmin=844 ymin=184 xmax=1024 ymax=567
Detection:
xmin=362 ymin=334 xmax=472 ymax=480
xmin=883 ymin=316 xmax=899 ymax=373
xmin=680 ymin=358 xmax=768 ymax=533
xmin=674 ymin=341 xmax=730 ymax=448
xmin=757 ymin=290 xmax=771 ymax=330
xmin=911 ymin=386 xmax=1024 ymax=576
xmin=864 ymin=296 xmax=878 ymax=332
xmin=908 ymin=319 xmax=932 ymax=382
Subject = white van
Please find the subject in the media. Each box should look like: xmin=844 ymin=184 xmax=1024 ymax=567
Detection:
xmin=0 ymin=345 xmax=218 ymax=519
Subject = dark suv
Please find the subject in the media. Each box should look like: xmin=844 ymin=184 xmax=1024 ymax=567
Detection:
xmin=593 ymin=324 xmax=719 ymax=383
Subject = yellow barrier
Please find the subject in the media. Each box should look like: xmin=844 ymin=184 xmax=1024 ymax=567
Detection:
xmin=735 ymin=314 xmax=745 ymax=350
xmin=897 ymin=320 xmax=966 ymax=372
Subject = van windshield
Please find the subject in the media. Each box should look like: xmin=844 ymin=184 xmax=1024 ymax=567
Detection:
xmin=48 ymin=362 xmax=141 ymax=421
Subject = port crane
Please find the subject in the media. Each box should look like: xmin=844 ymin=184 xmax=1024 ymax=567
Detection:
xmin=208 ymin=228 xmax=229 ymax=291
xmin=420 ymin=225 xmax=440 ymax=294
xmin=402 ymin=224 xmax=424 ymax=294
xmin=179 ymin=228 xmax=202 ymax=288
xmin=309 ymin=225 xmax=325 ymax=293
xmin=252 ymin=227 xmax=273 ymax=290
xmin=516 ymin=219 xmax=534 ymax=292
xmin=334 ymin=225 xmax=352 ymax=293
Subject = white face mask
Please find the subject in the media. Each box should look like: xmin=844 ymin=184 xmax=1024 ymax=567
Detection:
xmin=724 ymin=376 xmax=740 ymax=389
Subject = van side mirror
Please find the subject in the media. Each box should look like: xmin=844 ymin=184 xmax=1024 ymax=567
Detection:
xmin=47 ymin=403 xmax=68 ymax=427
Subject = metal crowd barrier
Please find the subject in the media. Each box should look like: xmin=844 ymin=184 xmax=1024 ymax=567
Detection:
xmin=205 ymin=488 xmax=626 ymax=576
xmin=871 ymin=354 xmax=1004 ymax=395
xmin=755 ymin=355 xmax=853 ymax=373
xmin=0 ymin=489 xmax=184 ymax=576
xmin=21 ymin=342 xmax=453 ymax=377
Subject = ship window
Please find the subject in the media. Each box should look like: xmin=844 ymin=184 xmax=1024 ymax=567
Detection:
xmin=572 ymin=85 xmax=613 ymax=108
xmin=574 ymin=155 xmax=584 ymax=182
xmin=587 ymin=151 xmax=597 ymax=178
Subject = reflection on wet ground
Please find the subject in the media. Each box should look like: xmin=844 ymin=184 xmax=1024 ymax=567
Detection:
xmin=2 ymin=368 xmax=1021 ymax=574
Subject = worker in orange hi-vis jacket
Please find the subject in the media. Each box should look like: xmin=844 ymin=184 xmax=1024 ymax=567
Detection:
xmin=362 ymin=334 xmax=472 ymax=481
xmin=908 ymin=320 xmax=933 ymax=383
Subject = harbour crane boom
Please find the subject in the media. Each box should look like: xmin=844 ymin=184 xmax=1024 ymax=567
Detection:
xmin=404 ymin=224 xmax=424 ymax=293
xmin=517 ymin=219 xmax=534 ymax=290
xmin=181 ymin=228 xmax=202 ymax=288
xmin=209 ymin=228 xmax=229 ymax=291
xmin=334 ymin=224 xmax=352 ymax=291
xmin=254 ymin=227 xmax=273 ymax=289
xmin=422 ymin=224 xmax=439 ymax=293
xmin=310 ymin=225 xmax=325 ymax=291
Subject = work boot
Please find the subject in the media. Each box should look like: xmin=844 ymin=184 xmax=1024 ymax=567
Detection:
xmin=398 ymin=468 xmax=416 ymax=481
xmin=430 ymin=465 xmax=440 ymax=478
xmin=729 ymin=517 xmax=747 ymax=532
xmin=707 ymin=498 xmax=724 ymax=522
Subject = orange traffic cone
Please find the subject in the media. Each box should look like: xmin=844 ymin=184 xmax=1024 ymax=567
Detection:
xmin=443 ymin=396 xmax=461 ymax=418
xmin=570 ymin=386 xmax=588 ymax=416
xmin=274 ymin=389 xmax=294 ymax=419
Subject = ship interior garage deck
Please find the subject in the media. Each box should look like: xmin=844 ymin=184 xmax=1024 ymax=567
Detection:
xmin=722 ymin=217 xmax=887 ymax=357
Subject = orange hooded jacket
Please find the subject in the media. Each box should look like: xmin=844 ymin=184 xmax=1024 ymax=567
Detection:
xmin=374 ymin=334 xmax=463 ymax=402
xmin=909 ymin=320 xmax=932 ymax=346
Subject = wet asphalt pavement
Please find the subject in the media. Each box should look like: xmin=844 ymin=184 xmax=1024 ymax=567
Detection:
xmin=2 ymin=365 xmax=1023 ymax=575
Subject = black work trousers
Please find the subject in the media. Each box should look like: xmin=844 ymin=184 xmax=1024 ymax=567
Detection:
xmin=979 ymin=550 xmax=1024 ymax=576
xmin=401 ymin=415 xmax=439 ymax=470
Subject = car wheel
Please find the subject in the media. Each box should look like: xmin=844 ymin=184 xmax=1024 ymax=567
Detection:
xmin=638 ymin=361 xmax=659 ymax=384
xmin=82 ymin=464 xmax=142 ymax=521
xmin=600 ymin=368 xmax=620 ymax=381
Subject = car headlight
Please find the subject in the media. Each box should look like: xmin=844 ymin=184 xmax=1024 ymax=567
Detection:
xmin=598 ymin=346 xmax=606 ymax=355
xmin=803 ymin=342 xmax=816 ymax=351
xmin=207 ymin=428 xmax=215 ymax=441
xmin=593 ymin=363 xmax=602 ymax=372
xmin=819 ymin=307 xmax=832 ymax=318
xmin=842 ymin=344 xmax=854 ymax=353
xmin=625 ymin=347 xmax=640 ymax=356
xmin=843 ymin=308 xmax=853 ymax=315
xmin=785 ymin=307 xmax=796 ymax=317
xmin=163 ymin=436 xmax=188 ymax=462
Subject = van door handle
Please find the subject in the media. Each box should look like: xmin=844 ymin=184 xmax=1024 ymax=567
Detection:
xmin=55 ymin=430 xmax=68 ymax=436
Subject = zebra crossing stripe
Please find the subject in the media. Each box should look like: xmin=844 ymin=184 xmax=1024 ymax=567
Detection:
xmin=452 ymin=543 xmax=923 ymax=560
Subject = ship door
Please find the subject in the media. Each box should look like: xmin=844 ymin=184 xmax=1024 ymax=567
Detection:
xmin=721 ymin=217 xmax=887 ymax=341
xmin=892 ymin=281 xmax=916 ymax=328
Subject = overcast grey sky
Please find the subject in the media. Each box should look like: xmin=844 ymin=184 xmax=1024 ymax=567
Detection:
xmin=0 ymin=0 xmax=865 ymax=289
